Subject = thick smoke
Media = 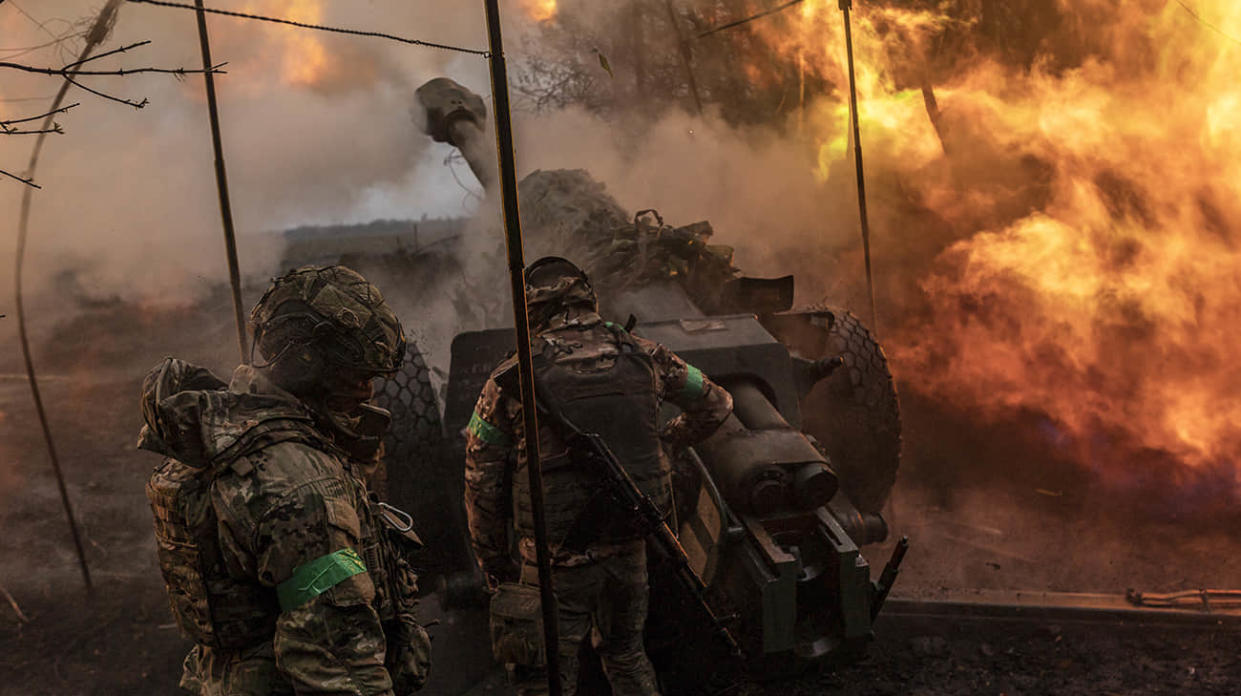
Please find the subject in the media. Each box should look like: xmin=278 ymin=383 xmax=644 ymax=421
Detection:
xmin=0 ymin=1 xmax=490 ymax=305
xmin=5 ymin=0 xmax=1238 ymax=552
xmin=495 ymin=1 xmax=1241 ymax=524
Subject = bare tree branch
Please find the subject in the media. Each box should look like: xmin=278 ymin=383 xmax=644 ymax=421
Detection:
xmin=0 ymin=102 xmax=79 ymax=127
xmin=0 ymin=123 xmax=64 ymax=135
xmin=0 ymin=58 xmax=227 ymax=76
xmin=0 ymin=41 xmax=225 ymax=112
xmin=61 ymin=39 xmax=149 ymax=70
xmin=62 ymin=72 xmax=149 ymax=108
xmin=0 ymin=168 xmax=40 ymax=188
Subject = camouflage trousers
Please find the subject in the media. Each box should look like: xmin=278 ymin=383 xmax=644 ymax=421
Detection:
xmin=510 ymin=541 xmax=661 ymax=696
xmin=178 ymin=642 xmax=294 ymax=696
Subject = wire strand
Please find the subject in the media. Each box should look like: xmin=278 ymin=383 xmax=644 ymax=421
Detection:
xmin=125 ymin=0 xmax=490 ymax=56
xmin=697 ymin=0 xmax=804 ymax=39
xmin=1175 ymin=1 xmax=1241 ymax=47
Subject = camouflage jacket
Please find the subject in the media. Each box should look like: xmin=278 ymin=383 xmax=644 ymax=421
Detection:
xmin=139 ymin=359 xmax=428 ymax=696
xmin=463 ymin=309 xmax=733 ymax=570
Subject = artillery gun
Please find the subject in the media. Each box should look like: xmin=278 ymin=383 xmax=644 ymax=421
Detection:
xmin=354 ymin=78 xmax=905 ymax=689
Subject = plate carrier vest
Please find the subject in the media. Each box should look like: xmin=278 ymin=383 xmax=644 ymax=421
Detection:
xmin=146 ymin=419 xmax=416 ymax=650
xmin=510 ymin=327 xmax=671 ymax=548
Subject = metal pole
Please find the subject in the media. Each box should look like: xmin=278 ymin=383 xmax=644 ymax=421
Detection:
xmin=664 ymin=0 xmax=704 ymax=115
xmin=482 ymin=2 xmax=562 ymax=694
xmin=839 ymin=0 xmax=878 ymax=333
xmin=193 ymin=0 xmax=248 ymax=363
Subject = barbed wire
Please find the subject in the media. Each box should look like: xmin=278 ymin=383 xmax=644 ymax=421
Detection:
xmin=126 ymin=0 xmax=490 ymax=56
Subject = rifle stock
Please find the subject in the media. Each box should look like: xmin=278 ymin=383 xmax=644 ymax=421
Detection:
xmin=574 ymin=430 xmax=744 ymax=657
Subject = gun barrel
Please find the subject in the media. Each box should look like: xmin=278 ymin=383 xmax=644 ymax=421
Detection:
xmin=697 ymin=380 xmax=838 ymax=514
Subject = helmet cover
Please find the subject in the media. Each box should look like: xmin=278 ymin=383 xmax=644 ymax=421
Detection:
xmin=524 ymin=256 xmax=597 ymax=310
xmin=250 ymin=265 xmax=406 ymax=374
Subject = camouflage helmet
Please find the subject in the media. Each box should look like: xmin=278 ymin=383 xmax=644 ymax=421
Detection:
xmin=250 ymin=265 xmax=405 ymax=374
xmin=524 ymin=256 xmax=597 ymax=310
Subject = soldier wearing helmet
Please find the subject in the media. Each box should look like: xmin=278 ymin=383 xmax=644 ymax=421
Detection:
xmin=139 ymin=265 xmax=431 ymax=695
xmin=465 ymin=257 xmax=734 ymax=695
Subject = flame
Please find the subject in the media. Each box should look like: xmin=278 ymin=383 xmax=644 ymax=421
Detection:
xmin=238 ymin=0 xmax=332 ymax=89
xmin=521 ymin=0 xmax=558 ymax=23
xmin=740 ymin=2 xmax=1241 ymax=496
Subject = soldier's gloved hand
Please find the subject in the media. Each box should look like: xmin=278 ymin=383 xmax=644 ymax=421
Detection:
xmin=386 ymin=613 xmax=431 ymax=694
xmin=659 ymin=423 xmax=688 ymax=453
xmin=482 ymin=557 xmax=520 ymax=590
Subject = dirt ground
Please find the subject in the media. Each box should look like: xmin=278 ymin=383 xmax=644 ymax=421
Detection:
xmin=2 ymin=305 xmax=1240 ymax=695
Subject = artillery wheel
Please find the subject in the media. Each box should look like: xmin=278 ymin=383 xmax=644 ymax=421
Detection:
xmin=373 ymin=342 xmax=451 ymax=573
xmin=810 ymin=308 xmax=901 ymax=513
xmin=763 ymin=307 xmax=901 ymax=513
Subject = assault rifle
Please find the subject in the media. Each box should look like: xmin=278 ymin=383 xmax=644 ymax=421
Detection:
xmin=559 ymin=423 xmax=744 ymax=657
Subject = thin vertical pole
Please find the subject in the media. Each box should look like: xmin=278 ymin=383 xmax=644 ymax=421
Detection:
xmin=193 ymin=0 xmax=248 ymax=363
xmin=840 ymin=0 xmax=878 ymax=332
xmin=10 ymin=0 xmax=126 ymax=594
xmin=482 ymin=2 xmax=562 ymax=695
xmin=664 ymin=0 xmax=704 ymax=114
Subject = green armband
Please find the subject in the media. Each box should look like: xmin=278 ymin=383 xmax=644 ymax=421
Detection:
xmin=679 ymin=364 xmax=706 ymax=401
xmin=277 ymin=548 xmax=368 ymax=611
xmin=468 ymin=410 xmax=511 ymax=446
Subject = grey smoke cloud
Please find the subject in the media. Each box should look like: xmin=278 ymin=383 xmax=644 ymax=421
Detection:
xmin=0 ymin=1 xmax=495 ymax=305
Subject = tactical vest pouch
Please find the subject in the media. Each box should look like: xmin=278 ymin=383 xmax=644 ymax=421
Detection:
xmin=489 ymin=582 xmax=546 ymax=667
xmin=147 ymin=458 xmax=276 ymax=649
xmin=519 ymin=335 xmax=670 ymax=546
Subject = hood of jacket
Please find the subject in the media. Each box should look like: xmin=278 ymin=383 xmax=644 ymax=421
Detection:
xmin=137 ymin=358 xmax=329 ymax=468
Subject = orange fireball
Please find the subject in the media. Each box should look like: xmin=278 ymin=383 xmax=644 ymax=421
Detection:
xmin=521 ymin=0 xmax=558 ymax=23
xmin=734 ymin=1 xmax=1241 ymax=496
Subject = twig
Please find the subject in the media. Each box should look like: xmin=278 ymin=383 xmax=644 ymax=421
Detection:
xmin=0 ymin=102 xmax=79 ymax=127
xmin=697 ymin=0 xmax=804 ymax=39
xmin=7 ymin=0 xmax=62 ymax=42
xmin=63 ymin=73 xmax=148 ymax=108
xmin=0 ymin=41 xmax=225 ymax=111
xmin=444 ymin=152 xmax=484 ymax=203
xmin=0 ymin=168 xmax=40 ymax=188
xmin=10 ymin=0 xmax=115 ymax=595
xmin=0 ymin=124 xmax=64 ymax=135
xmin=0 ymin=59 xmax=227 ymax=76
xmin=0 ymin=33 xmax=83 ymax=61
xmin=62 ymin=39 xmax=148 ymax=70
xmin=126 ymin=0 xmax=490 ymax=56
xmin=0 ymin=583 xmax=30 ymax=623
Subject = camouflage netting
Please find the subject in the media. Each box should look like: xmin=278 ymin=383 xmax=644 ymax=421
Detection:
xmin=517 ymin=169 xmax=740 ymax=311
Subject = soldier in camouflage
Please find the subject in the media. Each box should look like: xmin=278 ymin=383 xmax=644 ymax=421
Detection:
xmin=139 ymin=265 xmax=431 ymax=695
xmin=464 ymin=257 xmax=733 ymax=695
